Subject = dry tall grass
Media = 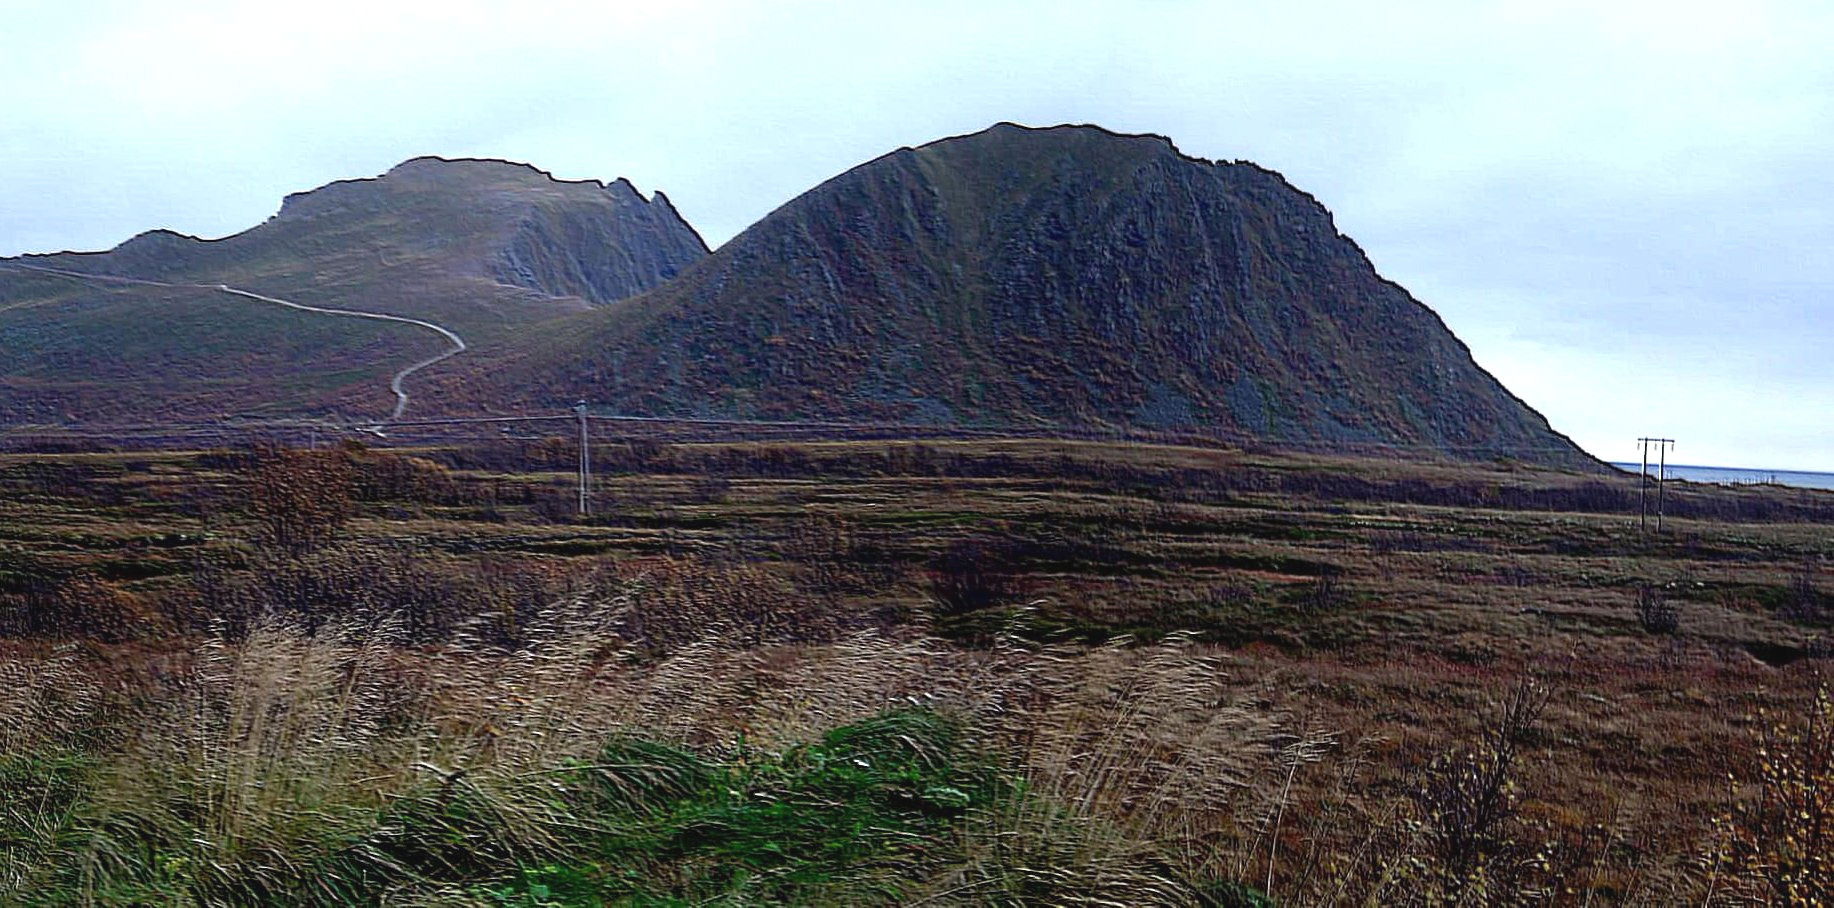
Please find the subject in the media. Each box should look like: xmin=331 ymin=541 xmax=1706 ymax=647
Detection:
xmin=0 ymin=590 xmax=1313 ymax=904
xmin=1 ymin=577 xmax=1818 ymax=904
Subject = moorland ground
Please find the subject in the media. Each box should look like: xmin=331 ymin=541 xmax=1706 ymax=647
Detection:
xmin=1 ymin=436 xmax=1829 ymax=904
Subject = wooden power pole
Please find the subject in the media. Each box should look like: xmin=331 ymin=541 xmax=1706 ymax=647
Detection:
xmin=574 ymin=402 xmax=590 ymax=517
xmin=1638 ymin=437 xmax=1674 ymax=535
xmin=1638 ymin=440 xmax=1650 ymax=532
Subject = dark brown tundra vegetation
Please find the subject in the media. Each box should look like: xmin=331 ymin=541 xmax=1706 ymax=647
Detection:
xmin=0 ymin=435 xmax=1829 ymax=904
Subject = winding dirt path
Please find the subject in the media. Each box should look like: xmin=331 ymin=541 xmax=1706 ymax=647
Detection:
xmin=0 ymin=262 xmax=466 ymax=420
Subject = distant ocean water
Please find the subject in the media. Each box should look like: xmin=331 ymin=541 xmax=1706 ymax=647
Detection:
xmin=1608 ymin=462 xmax=1834 ymax=491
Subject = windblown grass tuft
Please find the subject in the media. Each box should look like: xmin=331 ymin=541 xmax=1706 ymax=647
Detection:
xmin=0 ymin=601 xmax=1307 ymax=905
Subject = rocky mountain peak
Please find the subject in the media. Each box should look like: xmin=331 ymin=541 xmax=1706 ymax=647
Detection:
xmin=457 ymin=123 xmax=1593 ymax=467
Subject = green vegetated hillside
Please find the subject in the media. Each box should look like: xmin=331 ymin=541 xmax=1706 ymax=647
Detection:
xmin=442 ymin=123 xmax=1595 ymax=468
xmin=0 ymin=158 xmax=707 ymax=423
xmin=0 ymin=275 xmax=445 ymax=421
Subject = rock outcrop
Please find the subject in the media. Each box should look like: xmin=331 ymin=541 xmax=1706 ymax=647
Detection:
xmin=488 ymin=182 xmax=706 ymax=305
xmin=461 ymin=123 xmax=1592 ymax=467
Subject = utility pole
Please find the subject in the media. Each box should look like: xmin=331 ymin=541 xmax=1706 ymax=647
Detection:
xmin=1656 ymin=438 xmax=1672 ymax=534
xmin=1638 ymin=440 xmax=1650 ymax=533
xmin=574 ymin=401 xmax=590 ymax=517
xmin=1637 ymin=437 xmax=1674 ymax=535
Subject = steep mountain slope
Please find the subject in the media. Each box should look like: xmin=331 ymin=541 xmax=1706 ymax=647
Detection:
xmin=0 ymin=158 xmax=706 ymax=422
xmin=446 ymin=123 xmax=1592 ymax=467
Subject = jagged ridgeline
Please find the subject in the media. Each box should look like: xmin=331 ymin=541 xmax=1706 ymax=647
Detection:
xmin=451 ymin=123 xmax=1592 ymax=467
xmin=3 ymin=125 xmax=1592 ymax=468
xmin=0 ymin=158 xmax=706 ymax=422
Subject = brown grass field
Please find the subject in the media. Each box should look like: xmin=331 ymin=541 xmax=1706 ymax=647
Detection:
xmin=0 ymin=435 xmax=1828 ymax=904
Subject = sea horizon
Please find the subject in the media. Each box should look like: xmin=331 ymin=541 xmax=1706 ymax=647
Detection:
xmin=1606 ymin=461 xmax=1834 ymax=491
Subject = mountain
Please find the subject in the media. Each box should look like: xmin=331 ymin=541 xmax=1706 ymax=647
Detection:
xmin=443 ymin=123 xmax=1593 ymax=467
xmin=0 ymin=158 xmax=706 ymax=423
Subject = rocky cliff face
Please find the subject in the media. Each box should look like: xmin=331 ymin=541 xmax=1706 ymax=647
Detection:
xmin=468 ymin=123 xmax=1591 ymax=467
xmin=488 ymin=180 xmax=707 ymax=305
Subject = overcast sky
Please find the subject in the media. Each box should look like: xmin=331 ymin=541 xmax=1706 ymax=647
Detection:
xmin=3 ymin=0 xmax=1829 ymax=470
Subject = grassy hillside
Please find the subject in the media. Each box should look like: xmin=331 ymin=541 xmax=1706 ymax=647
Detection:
xmin=0 ymin=272 xmax=443 ymax=422
xmin=0 ymin=158 xmax=706 ymax=424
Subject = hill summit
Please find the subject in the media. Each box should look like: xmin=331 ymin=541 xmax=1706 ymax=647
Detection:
xmin=452 ymin=123 xmax=1591 ymax=467
xmin=36 ymin=156 xmax=708 ymax=310
xmin=0 ymin=157 xmax=706 ymax=422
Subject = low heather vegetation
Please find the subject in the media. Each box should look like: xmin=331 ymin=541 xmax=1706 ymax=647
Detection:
xmin=0 ymin=437 xmax=1828 ymax=904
